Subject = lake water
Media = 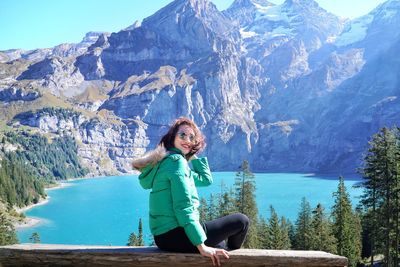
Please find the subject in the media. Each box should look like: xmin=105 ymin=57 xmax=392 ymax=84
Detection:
xmin=17 ymin=172 xmax=362 ymax=245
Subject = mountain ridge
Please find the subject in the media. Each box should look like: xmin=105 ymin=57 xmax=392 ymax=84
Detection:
xmin=0 ymin=0 xmax=398 ymax=175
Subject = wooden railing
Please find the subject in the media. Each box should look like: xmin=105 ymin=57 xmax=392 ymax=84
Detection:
xmin=0 ymin=244 xmax=348 ymax=267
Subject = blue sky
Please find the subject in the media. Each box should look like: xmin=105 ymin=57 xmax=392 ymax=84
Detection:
xmin=0 ymin=0 xmax=388 ymax=51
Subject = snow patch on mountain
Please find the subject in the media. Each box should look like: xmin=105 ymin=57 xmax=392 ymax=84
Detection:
xmin=242 ymin=3 xmax=294 ymax=39
xmin=335 ymin=14 xmax=374 ymax=47
xmin=254 ymin=4 xmax=288 ymax=22
xmin=240 ymin=28 xmax=257 ymax=39
xmin=254 ymin=3 xmax=284 ymax=20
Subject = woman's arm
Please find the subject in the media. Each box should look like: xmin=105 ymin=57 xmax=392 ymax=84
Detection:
xmin=170 ymin=157 xmax=229 ymax=266
xmin=190 ymin=156 xmax=213 ymax=187
xmin=169 ymin=157 xmax=207 ymax=245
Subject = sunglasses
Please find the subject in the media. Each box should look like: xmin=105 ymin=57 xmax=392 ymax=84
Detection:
xmin=177 ymin=131 xmax=196 ymax=143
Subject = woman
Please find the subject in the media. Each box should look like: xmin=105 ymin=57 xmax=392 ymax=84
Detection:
xmin=132 ymin=117 xmax=249 ymax=266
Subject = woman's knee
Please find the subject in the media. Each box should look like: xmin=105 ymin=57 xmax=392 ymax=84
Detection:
xmin=234 ymin=213 xmax=249 ymax=230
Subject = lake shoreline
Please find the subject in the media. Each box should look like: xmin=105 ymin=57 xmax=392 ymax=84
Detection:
xmin=16 ymin=173 xmax=363 ymax=244
xmin=12 ymin=175 xmax=120 ymax=230
xmin=13 ymin=182 xmax=72 ymax=229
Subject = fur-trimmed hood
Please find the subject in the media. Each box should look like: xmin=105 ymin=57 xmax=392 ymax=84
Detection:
xmin=133 ymin=146 xmax=187 ymax=189
xmin=132 ymin=145 xmax=168 ymax=171
xmin=132 ymin=145 xmax=170 ymax=190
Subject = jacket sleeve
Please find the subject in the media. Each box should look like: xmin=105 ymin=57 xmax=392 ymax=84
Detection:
xmin=169 ymin=157 xmax=207 ymax=246
xmin=191 ymin=157 xmax=213 ymax=187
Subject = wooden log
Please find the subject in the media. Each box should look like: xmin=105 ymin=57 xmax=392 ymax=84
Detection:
xmin=0 ymin=244 xmax=348 ymax=267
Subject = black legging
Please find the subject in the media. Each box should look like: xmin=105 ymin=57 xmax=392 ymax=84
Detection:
xmin=154 ymin=213 xmax=249 ymax=253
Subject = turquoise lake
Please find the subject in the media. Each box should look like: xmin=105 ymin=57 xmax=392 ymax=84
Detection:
xmin=17 ymin=172 xmax=363 ymax=245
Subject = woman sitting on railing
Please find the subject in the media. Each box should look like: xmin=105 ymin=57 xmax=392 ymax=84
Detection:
xmin=132 ymin=117 xmax=249 ymax=266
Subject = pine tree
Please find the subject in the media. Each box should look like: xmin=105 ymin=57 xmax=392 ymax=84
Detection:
xmin=294 ymin=197 xmax=312 ymax=250
xmin=0 ymin=205 xmax=18 ymax=245
xmin=360 ymin=210 xmax=374 ymax=263
xmin=267 ymin=205 xmax=281 ymax=249
xmin=207 ymin=193 xmax=218 ymax=221
xmin=331 ymin=176 xmax=361 ymax=267
xmin=29 ymin=232 xmax=40 ymax=243
xmin=127 ymin=218 xmax=144 ymax=246
xmin=309 ymin=203 xmax=337 ymax=253
xmin=287 ymin=218 xmax=296 ymax=248
xmin=218 ymin=181 xmax=236 ymax=217
xmin=258 ymin=216 xmax=269 ymax=249
xmin=359 ymin=127 xmax=400 ymax=266
xmin=392 ymin=127 xmax=400 ymax=267
xmin=359 ymin=141 xmax=381 ymax=266
xmin=264 ymin=206 xmax=291 ymax=249
xmin=137 ymin=218 xmax=144 ymax=246
xmin=199 ymin=197 xmax=208 ymax=222
xmin=127 ymin=232 xmax=138 ymax=246
xmin=279 ymin=216 xmax=292 ymax=249
xmin=202 ymin=181 xmax=236 ymax=222
xmin=234 ymin=160 xmax=259 ymax=248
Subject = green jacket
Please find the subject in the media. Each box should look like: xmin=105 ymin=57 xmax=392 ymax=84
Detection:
xmin=136 ymin=147 xmax=212 ymax=246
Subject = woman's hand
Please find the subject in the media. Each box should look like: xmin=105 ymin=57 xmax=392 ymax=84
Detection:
xmin=197 ymin=243 xmax=229 ymax=266
xmin=189 ymin=154 xmax=198 ymax=161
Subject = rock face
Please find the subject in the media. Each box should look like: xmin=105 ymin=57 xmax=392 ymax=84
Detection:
xmin=0 ymin=87 xmax=40 ymax=101
xmin=1 ymin=0 xmax=399 ymax=175
xmin=12 ymin=108 xmax=137 ymax=176
xmin=0 ymin=32 xmax=105 ymax=63
xmin=18 ymin=57 xmax=85 ymax=97
xmin=76 ymin=118 xmax=137 ymax=175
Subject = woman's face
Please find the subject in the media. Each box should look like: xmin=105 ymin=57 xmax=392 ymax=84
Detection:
xmin=174 ymin=125 xmax=196 ymax=155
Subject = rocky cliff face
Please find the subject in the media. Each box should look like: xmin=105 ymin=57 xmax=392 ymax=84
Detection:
xmin=1 ymin=0 xmax=399 ymax=175
xmin=0 ymin=32 xmax=105 ymax=64
xmin=11 ymin=108 xmax=138 ymax=176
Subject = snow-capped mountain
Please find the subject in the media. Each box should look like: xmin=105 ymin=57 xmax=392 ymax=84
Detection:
xmin=226 ymin=0 xmax=344 ymax=47
xmin=0 ymin=0 xmax=399 ymax=175
xmin=335 ymin=0 xmax=400 ymax=58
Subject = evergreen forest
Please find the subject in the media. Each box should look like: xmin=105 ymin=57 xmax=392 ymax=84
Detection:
xmin=0 ymin=130 xmax=88 ymax=245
